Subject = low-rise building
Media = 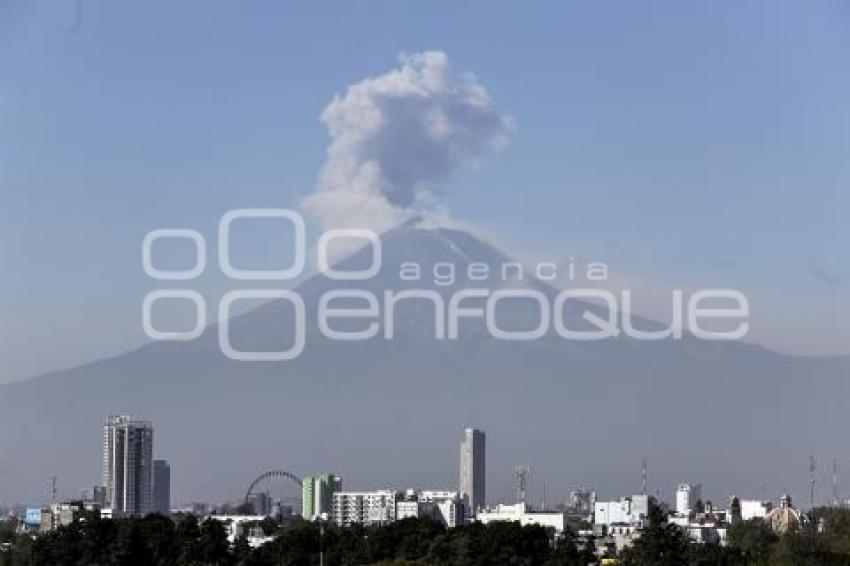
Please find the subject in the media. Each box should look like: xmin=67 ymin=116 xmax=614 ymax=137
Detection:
xmin=593 ymin=495 xmax=649 ymax=527
xmin=739 ymin=499 xmax=773 ymax=520
xmin=332 ymin=489 xmax=464 ymax=527
xmin=476 ymin=502 xmax=567 ymax=534
xmin=592 ymin=494 xmax=651 ymax=555
xmin=764 ymin=494 xmax=808 ymax=534
xmin=669 ymin=502 xmax=728 ymax=545
xmin=21 ymin=508 xmax=42 ymax=535
xmin=39 ymin=501 xmax=101 ymax=533
xmin=395 ymin=490 xmax=464 ymax=528
xmin=333 ymin=490 xmax=400 ymax=526
xmin=209 ymin=514 xmax=274 ymax=548
xmin=606 ymin=523 xmax=644 ymax=554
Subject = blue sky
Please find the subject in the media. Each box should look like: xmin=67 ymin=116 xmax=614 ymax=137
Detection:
xmin=1 ymin=0 xmax=848 ymax=381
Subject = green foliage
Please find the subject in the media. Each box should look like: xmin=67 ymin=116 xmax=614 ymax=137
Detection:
xmin=726 ymin=518 xmax=777 ymax=564
xmin=10 ymin=507 xmax=850 ymax=565
xmin=619 ymin=502 xmax=690 ymax=566
xmin=0 ymin=520 xmax=19 ymax=544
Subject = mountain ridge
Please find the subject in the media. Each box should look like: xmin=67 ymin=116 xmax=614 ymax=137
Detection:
xmin=0 ymin=224 xmax=847 ymax=507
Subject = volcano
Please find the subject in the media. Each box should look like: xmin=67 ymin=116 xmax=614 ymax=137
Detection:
xmin=0 ymin=223 xmax=847 ymax=506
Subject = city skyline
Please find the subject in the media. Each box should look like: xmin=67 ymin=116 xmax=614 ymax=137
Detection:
xmin=14 ymin=418 xmax=835 ymax=518
xmin=6 ymin=419 xmax=826 ymax=545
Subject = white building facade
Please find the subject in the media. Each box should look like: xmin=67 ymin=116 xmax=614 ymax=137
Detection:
xmin=333 ymin=490 xmax=400 ymax=526
xmin=675 ymin=483 xmax=703 ymax=516
xmin=332 ymin=489 xmax=464 ymax=528
xmin=740 ymin=499 xmax=772 ymax=520
xmin=476 ymin=502 xmax=567 ymax=534
xmin=594 ymin=495 xmax=650 ymax=527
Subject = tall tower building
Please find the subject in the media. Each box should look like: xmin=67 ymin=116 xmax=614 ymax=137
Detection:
xmin=102 ymin=415 xmax=154 ymax=517
xmin=459 ymin=427 xmax=485 ymax=516
xmin=302 ymin=473 xmax=342 ymax=520
xmin=153 ymin=459 xmax=171 ymax=515
xmin=675 ymin=482 xmax=702 ymax=516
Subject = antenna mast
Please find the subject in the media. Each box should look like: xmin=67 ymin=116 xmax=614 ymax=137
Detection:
xmin=810 ymin=455 xmax=816 ymax=513
xmin=542 ymin=482 xmax=547 ymax=511
xmin=834 ymin=460 xmax=840 ymax=507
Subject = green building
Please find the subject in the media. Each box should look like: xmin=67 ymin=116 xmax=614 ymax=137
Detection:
xmin=302 ymin=473 xmax=341 ymax=520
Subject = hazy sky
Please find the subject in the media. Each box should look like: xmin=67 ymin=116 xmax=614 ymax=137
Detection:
xmin=1 ymin=0 xmax=848 ymax=382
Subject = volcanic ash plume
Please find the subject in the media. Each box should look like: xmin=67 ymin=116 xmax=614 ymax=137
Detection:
xmin=302 ymin=50 xmax=515 ymax=231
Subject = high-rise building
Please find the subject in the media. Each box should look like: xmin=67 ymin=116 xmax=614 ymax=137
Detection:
xmin=459 ymin=427 xmax=485 ymax=516
xmin=675 ymin=483 xmax=703 ymax=516
xmin=153 ymin=459 xmax=170 ymax=515
xmin=302 ymin=473 xmax=342 ymax=520
xmin=101 ymin=415 xmax=154 ymax=517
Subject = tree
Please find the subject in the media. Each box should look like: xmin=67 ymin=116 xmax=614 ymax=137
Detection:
xmin=197 ymin=519 xmax=232 ymax=565
xmin=686 ymin=541 xmax=740 ymax=566
xmin=817 ymin=507 xmax=850 ymax=556
xmin=0 ymin=520 xmax=18 ymax=544
xmin=619 ymin=499 xmax=690 ymax=566
xmin=550 ymin=527 xmax=589 ymax=566
xmin=726 ymin=518 xmax=777 ymax=564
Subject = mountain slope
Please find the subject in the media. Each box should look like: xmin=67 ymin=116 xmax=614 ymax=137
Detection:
xmin=0 ymin=225 xmax=847 ymax=507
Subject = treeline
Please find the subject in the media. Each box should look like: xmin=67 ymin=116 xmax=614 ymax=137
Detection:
xmin=620 ymin=505 xmax=850 ymax=566
xmin=3 ymin=507 xmax=850 ymax=565
xmin=0 ymin=514 xmax=591 ymax=566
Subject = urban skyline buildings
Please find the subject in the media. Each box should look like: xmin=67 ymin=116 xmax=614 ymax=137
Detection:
xmin=101 ymin=415 xmax=154 ymax=517
xmin=12 ymin=417 xmax=825 ymax=550
xmin=459 ymin=427 xmax=485 ymax=516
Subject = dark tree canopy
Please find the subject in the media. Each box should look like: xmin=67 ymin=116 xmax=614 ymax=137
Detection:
xmin=4 ymin=507 xmax=850 ymax=565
